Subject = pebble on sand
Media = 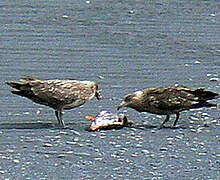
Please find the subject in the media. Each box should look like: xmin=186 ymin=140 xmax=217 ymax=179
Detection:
xmin=62 ymin=15 xmax=69 ymax=18
xmin=209 ymin=78 xmax=219 ymax=82
xmin=141 ymin=149 xmax=150 ymax=154
xmin=210 ymin=14 xmax=216 ymax=17
xmin=13 ymin=159 xmax=20 ymax=163
xmin=42 ymin=143 xmax=53 ymax=147
xmin=194 ymin=60 xmax=201 ymax=64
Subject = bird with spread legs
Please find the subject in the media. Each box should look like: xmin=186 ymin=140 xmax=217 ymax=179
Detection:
xmin=6 ymin=76 xmax=101 ymax=128
xmin=117 ymin=85 xmax=219 ymax=128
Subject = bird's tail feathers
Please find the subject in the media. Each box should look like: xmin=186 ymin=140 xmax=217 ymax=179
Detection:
xmin=192 ymin=101 xmax=217 ymax=108
xmin=11 ymin=90 xmax=26 ymax=96
xmin=202 ymin=101 xmax=217 ymax=107
xmin=6 ymin=81 xmax=31 ymax=91
xmin=6 ymin=82 xmax=23 ymax=90
xmin=191 ymin=88 xmax=219 ymax=101
xmin=6 ymin=75 xmax=38 ymax=89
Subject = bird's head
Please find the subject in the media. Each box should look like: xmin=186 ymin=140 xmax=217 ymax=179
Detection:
xmin=87 ymin=81 xmax=102 ymax=100
xmin=117 ymin=91 xmax=143 ymax=110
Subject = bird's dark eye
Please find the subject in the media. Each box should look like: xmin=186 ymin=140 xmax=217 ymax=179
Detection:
xmin=125 ymin=95 xmax=134 ymax=102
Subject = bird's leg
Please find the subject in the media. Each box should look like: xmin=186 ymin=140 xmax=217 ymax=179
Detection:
xmin=59 ymin=111 xmax=65 ymax=128
xmin=55 ymin=110 xmax=65 ymax=128
xmin=173 ymin=112 xmax=180 ymax=127
xmin=55 ymin=110 xmax=59 ymax=124
xmin=160 ymin=115 xmax=170 ymax=128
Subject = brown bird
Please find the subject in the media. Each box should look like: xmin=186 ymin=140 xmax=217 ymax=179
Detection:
xmin=117 ymin=85 xmax=219 ymax=128
xmin=6 ymin=76 xmax=101 ymax=127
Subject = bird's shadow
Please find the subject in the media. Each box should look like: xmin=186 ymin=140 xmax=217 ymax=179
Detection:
xmin=129 ymin=124 xmax=188 ymax=130
xmin=134 ymin=124 xmax=158 ymax=129
xmin=0 ymin=122 xmax=78 ymax=130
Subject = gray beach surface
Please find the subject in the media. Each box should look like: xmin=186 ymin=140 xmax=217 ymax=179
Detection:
xmin=0 ymin=0 xmax=219 ymax=179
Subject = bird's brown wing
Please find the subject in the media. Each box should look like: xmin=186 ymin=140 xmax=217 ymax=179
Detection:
xmin=145 ymin=86 xmax=200 ymax=112
xmin=30 ymin=80 xmax=91 ymax=107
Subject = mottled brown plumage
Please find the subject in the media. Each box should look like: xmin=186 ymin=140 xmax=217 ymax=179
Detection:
xmin=118 ymin=85 xmax=219 ymax=128
xmin=6 ymin=76 xmax=101 ymax=127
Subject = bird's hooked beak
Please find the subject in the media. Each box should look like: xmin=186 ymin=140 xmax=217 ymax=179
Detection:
xmin=117 ymin=101 xmax=128 ymax=110
xmin=95 ymin=90 xmax=102 ymax=100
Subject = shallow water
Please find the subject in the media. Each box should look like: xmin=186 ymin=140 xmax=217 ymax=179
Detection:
xmin=0 ymin=0 xmax=219 ymax=179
